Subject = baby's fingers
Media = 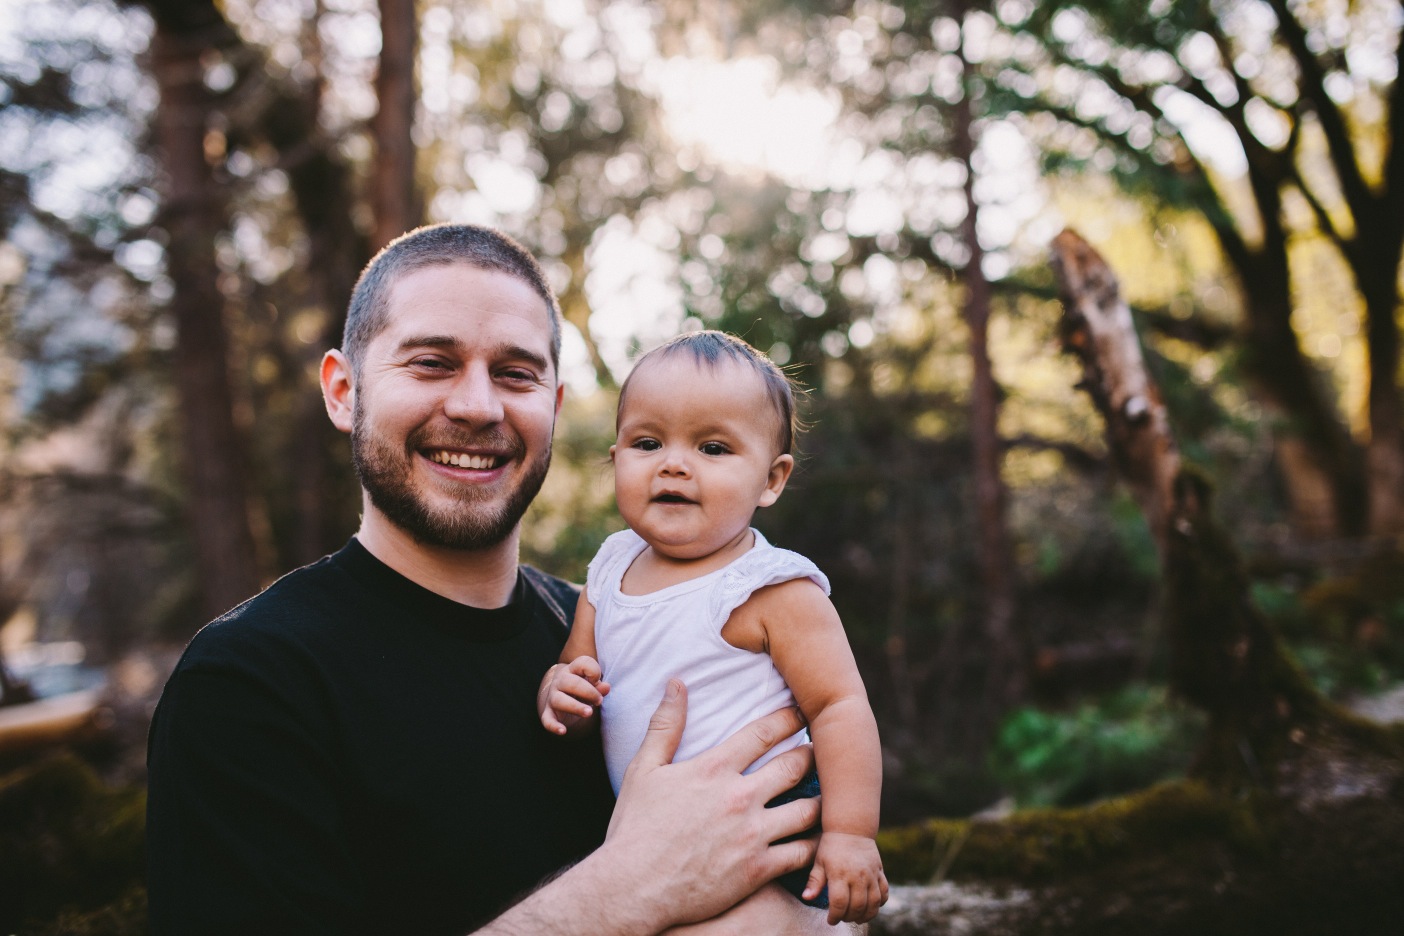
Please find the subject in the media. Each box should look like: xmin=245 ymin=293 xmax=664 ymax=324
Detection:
xmin=825 ymin=875 xmax=851 ymax=926
xmin=557 ymin=674 xmax=606 ymax=707
xmin=540 ymin=706 xmax=569 ymax=735
xmin=840 ymin=871 xmax=887 ymax=924
xmin=848 ymin=877 xmax=880 ymax=924
xmin=567 ymin=655 xmax=604 ymax=683
xmin=550 ymin=688 xmax=597 ymax=720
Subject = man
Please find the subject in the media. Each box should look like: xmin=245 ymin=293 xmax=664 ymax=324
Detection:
xmin=146 ymin=224 xmax=832 ymax=934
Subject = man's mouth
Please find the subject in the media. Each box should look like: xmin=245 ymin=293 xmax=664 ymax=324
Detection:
xmin=427 ymin=450 xmax=506 ymax=470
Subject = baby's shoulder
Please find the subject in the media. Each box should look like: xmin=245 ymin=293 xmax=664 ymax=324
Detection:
xmin=710 ymin=538 xmax=830 ymax=623
xmin=586 ymin=528 xmax=647 ymax=595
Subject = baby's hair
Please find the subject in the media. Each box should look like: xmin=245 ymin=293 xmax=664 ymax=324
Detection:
xmin=618 ymin=330 xmax=799 ymax=455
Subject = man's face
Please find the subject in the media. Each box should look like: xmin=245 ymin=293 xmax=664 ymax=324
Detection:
xmin=347 ymin=263 xmax=562 ymax=550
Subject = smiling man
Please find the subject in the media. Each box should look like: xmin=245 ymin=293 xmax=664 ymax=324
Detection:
xmin=145 ymin=225 xmax=831 ymax=936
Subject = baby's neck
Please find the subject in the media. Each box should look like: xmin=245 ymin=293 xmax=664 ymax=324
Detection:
xmin=619 ymin=528 xmax=756 ymax=596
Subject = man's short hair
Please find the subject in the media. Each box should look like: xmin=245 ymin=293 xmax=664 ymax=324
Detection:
xmin=342 ymin=224 xmax=563 ymax=374
xmin=619 ymin=330 xmax=800 ymax=456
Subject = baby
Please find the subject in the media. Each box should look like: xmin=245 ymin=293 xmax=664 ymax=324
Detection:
xmin=537 ymin=330 xmax=887 ymax=925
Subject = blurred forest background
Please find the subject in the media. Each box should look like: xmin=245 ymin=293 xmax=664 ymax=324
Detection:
xmin=1 ymin=0 xmax=1403 ymax=932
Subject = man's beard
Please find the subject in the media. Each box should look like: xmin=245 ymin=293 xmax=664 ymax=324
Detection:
xmin=351 ymin=404 xmax=551 ymax=551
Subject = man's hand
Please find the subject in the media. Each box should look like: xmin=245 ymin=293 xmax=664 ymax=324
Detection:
xmin=484 ymin=679 xmax=821 ymax=935
xmin=538 ymin=656 xmax=609 ymax=735
xmin=806 ymin=832 xmax=888 ymax=925
xmin=601 ymin=679 xmax=820 ymax=929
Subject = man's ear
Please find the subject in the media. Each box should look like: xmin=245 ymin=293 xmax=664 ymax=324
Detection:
xmin=321 ymin=350 xmax=355 ymax=434
xmin=757 ymin=453 xmax=795 ymax=508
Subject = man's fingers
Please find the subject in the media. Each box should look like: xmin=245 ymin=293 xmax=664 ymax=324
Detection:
xmin=703 ymin=706 xmax=807 ymax=774
xmin=759 ymin=793 xmax=820 ymax=847
xmin=745 ymin=744 xmax=815 ymax=810
xmin=540 ymin=708 xmax=567 ymax=735
xmin=628 ymin=678 xmax=687 ymax=772
xmin=758 ymin=835 xmax=818 ymax=884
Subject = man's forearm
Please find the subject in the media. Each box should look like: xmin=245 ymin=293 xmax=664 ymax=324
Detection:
xmin=475 ymin=846 xmax=664 ymax=936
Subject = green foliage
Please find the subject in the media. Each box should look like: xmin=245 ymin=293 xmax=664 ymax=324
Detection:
xmin=0 ymin=753 xmax=146 ymax=933
xmin=990 ymin=685 xmax=1205 ymax=808
xmin=1252 ymin=552 xmax=1404 ymax=700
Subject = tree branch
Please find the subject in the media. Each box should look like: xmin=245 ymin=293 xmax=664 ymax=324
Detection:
xmin=1264 ymin=0 xmax=1374 ymax=217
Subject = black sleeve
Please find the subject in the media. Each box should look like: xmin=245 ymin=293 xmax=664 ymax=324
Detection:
xmin=145 ymin=665 xmax=364 ymax=936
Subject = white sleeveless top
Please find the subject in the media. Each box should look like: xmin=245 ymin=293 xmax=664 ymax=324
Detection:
xmin=587 ymin=528 xmax=830 ymax=793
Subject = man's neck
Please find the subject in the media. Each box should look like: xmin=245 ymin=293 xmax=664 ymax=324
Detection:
xmin=355 ymin=507 xmax=521 ymax=609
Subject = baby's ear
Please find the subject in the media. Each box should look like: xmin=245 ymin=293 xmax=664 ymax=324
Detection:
xmin=758 ymin=454 xmax=794 ymax=507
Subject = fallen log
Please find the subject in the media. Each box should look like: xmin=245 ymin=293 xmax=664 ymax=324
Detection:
xmin=0 ymin=688 xmax=107 ymax=759
xmin=872 ymin=230 xmax=1404 ymax=935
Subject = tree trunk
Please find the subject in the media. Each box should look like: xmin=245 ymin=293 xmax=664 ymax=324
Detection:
xmin=254 ymin=24 xmax=368 ymax=565
xmin=371 ymin=0 xmax=421 ymax=252
xmin=1264 ymin=0 xmax=1404 ymax=536
xmin=1211 ymin=171 xmax=1365 ymax=537
xmin=1050 ymin=231 xmax=1180 ymax=552
xmin=954 ymin=7 xmax=1021 ymax=726
xmin=1360 ymin=269 xmax=1404 ymax=536
xmin=870 ymin=230 xmax=1404 ymax=935
xmin=148 ymin=5 xmax=262 ymax=622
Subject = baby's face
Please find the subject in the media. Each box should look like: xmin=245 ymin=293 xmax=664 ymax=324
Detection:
xmin=611 ymin=355 xmax=793 ymax=561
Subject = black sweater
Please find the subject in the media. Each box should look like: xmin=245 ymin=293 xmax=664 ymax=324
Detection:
xmin=146 ymin=539 xmax=615 ymax=935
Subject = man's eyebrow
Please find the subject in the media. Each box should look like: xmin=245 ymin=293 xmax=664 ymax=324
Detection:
xmin=395 ymin=335 xmax=551 ymax=372
xmin=395 ymin=334 xmax=460 ymax=354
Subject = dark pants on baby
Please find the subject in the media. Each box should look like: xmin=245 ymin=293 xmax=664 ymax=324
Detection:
xmin=764 ymin=768 xmax=828 ymax=910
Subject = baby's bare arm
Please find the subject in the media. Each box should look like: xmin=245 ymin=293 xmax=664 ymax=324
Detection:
xmin=745 ymin=580 xmax=888 ymax=924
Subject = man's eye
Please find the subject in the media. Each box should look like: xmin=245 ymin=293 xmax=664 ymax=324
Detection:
xmin=700 ymin=442 xmax=729 ymax=456
xmin=410 ymin=357 xmax=452 ymax=372
xmin=499 ymin=369 xmax=539 ymax=383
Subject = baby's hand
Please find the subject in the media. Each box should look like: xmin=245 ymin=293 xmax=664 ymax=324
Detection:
xmin=537 ymin=655 xmax=610 ymax=736
xmin=805 ymin=831 xmax=889 ymax=925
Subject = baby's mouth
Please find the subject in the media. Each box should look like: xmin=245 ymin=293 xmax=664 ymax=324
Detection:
xmin=427 ymin=450 xmax=506 ymax=469
xmin=653 ymin=493 xmax=695 ymax=504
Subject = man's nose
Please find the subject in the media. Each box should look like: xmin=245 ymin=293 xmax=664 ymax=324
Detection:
xmin=442 ymin=366 xmax=505 ymax=426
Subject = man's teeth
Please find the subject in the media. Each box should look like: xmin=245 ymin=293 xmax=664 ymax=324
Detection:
xmin=429 ymin=451 xmax=500 ymax=469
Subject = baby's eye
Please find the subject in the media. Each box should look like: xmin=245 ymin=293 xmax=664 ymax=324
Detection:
xmin=699 ymin=442 xmax=730 ymax=456
xmin=632 ymin=438 xmax=661 ymax=451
